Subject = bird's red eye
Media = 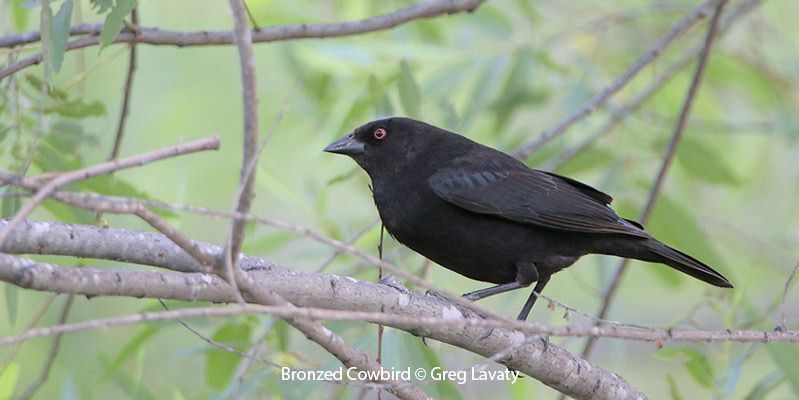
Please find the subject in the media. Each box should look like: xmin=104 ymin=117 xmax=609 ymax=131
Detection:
xmin=373 ymin=128 xmax=387 ymax=140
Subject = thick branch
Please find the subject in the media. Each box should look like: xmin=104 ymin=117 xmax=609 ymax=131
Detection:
xmin=0 ymin=220 xmax=645 ymax=400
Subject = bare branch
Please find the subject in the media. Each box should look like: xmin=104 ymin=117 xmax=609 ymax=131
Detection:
xmin=107 ymin=8 xmax=139 ymax=161
xmin=0 ymin=221 xmax=646 ymax=399
xmin=0 ymin=0 xmax=485 ymax=81
xmin=546 ymin=0 xmax=765 ymax=170
xmin=3 ymin=303 xmax=798 ymax=348
xmin=511 ymin=0 xmax=719 ymax=159
xmin=0 ymin=181 xmax=511 ymax=323
xmin=581 ymin=0 xmax=730 ymax=360
xmin=780 ymin=260 xmax=799 ymax=329
xmin=0 ymin=135 xmax=220 ymax=248
xmin=224 ymin=0 xmax=260 ymax=304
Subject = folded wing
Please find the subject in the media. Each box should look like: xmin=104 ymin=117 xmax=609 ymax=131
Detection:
xmin=429 ymin=164 xmax=648 ymax=238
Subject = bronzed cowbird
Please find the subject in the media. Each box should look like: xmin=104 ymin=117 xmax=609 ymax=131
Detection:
xmin=325 ymin=117 xmax=732 ymax=320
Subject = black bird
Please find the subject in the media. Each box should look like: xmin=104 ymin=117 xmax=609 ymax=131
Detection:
xmin=324 ymin=117 xmax=732 ymax=321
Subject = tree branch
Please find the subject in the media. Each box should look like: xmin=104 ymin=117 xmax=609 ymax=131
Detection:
xmin=225 ymin=0 xmax=259 ymax=299
xmin=545 ymin=0 xmax=765 ymax=171
xmin=107 ymin=8 xmax=139 ymax=161
xmin=0 ymin=220 xmax=646 ymax=400
xmin=580 ymin=0 xmax=730 ymax=360
xmin=511 ymin=0 xmax=719 ymax=159
xmin=3 ymin=301 xmax=797 ymax=348
xmin=0 ymin=0 xmax=485 ymax=81
xmin=0 ymin=135 xmax=220 ymax=248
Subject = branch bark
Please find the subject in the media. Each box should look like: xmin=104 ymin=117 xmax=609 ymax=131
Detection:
xmin=0 ymin=0 xmax=485 ymax=81
xmin=0 ymin=219 xmax=647 ymax=400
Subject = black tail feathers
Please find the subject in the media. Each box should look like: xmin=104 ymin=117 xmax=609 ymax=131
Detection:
xmin=599 ymin=237 xmax=733 ymax=288
xmin=640 ymin=239 xmax=733 ymax=288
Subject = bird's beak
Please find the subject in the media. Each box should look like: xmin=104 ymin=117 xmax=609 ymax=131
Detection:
xmin=324 ymin=133 xmax=365 ymax=156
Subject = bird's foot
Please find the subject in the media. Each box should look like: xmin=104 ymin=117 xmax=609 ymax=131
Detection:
xmin=379 ymin=274 xmax=410 ymax=294
xmin=424 ymin=289 xmax=449 ymax=302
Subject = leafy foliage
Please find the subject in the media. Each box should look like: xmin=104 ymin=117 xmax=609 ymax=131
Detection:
xmin=0 ymin=0 xmax=798 ymax=399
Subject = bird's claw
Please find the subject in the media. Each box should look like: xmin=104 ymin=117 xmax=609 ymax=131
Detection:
xmin=379 ymin=274 xmax=410 ymax=294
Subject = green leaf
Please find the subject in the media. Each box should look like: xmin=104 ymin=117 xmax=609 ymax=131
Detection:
xmin=60 ymin=372 xmax=79 ymax=400
xmin=655 ymin=347 xmax=714 ymax=388
xmin=46 ymin=98 xmax=106 ymax=118
xmin=4 ymin=284 xmax=18 ymax=325
xmin=685 ymin=352 xmax=715 ymax=388
xmin=98 ymin=354 xmax=159 ymax=400
xmin=404 ymin=335 xmax=462 ymax=400
xmin=265 ymin=319 xmax=291 ymax=352
xmin=40 ymin=0 xmax=54 ymax=83
xmin=1 ymin=191 xmax=22 ymax=218
xmin=99 ymin=0 xmax=137 ymax=49
xmin=389 ymin=332 xmax=461 ymax=399
xmin=103 ymin=324 xmax=161 ymax=380
xmin=767 ymin=343 xmax=799 ymax=396
xmin=48 ymin=122 xmax=99 ymax=152
xmin=90 ymin=0 xmax=114 ymax=13
xmin=206 ymin=321 xmax=253 ymax=389
xmin=49 ymin=0 xmax=73 ymax=72
xmin=744 ymin=371 xmax=785 ymax=400
xmin=397 ymin=60 xmax=421 ymax=118
xmin=676 ymin=137 xmax=740 ymax=185
xmin=12 ymin=0 xmax=30 ymax=31
xmin=666 ymin=374 xmax=685 ymax=400
xmin=490 ymin=47 xmax=549 ymax=131
xmin=368 ymin=75 xmax=393 ymax=117
xmin=460 ymin=59 xmax=505 ymax=130
xmin=0 ymin=362 xmax=20 ymax=400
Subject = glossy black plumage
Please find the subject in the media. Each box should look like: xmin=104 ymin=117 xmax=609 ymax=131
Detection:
xmin=325 ymin=117 xmax=732 ymax=320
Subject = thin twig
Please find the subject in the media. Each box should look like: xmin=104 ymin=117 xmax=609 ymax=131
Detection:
xmin=316 ymin=219 xmax=379 ymax=272
xmin=157 ymin=299 xmax=283 ymax=369
xmin=232 ymin=317 xmax=277 ymax=398
xmin=0 ymin=135 xmax=220 ymax=248
xmin=376 ymin=225 xmax=385 ymax=400
xmin=547 ymin=0 xmax=763 ymax=170
xmin=0 ymin=0 xmax=485 ymax=81
xmin=0 ymin=0 xmax=484 ymax=48
xmin=0 ymin=294 xmax=58 ymax=378
xmin=108 ymin=8 xmax=139 ymax=161
xmin=18 ymin=294 xmax=74 ymax=400
xmin=511 ymin=0 xmax=719 ymax=159
xmin=779 ymin=260 xmax=799 ymax=329
xmin=580 ymin=0 xmax=730 ymax=361
xmin=2 ymin=303 xmax=797 ymax=348
xmin=134 ymin=208 xmax=217 ymax=270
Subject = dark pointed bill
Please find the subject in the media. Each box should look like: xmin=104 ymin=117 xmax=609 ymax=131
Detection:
xmin=324 ymin=134 xmax=365 ymax=156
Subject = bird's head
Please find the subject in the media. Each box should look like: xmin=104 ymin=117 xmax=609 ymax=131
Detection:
xmin=324 ymin=117 xmax=439 ymax=176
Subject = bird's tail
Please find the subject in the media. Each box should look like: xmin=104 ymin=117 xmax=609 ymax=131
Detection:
xmin=600 ymin=238 xmax=733 ymax=288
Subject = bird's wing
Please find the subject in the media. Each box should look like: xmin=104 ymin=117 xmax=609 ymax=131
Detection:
xmin=429 ymin=166 xmax=648 ymax=237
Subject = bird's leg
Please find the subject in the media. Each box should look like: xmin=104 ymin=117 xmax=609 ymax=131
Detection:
xmin=516 ymin=276 xmax=551 ymax=321
xmin=463 ymin=281 xmax=525 ymax=301
xmin=463 ymin=262 xmax=540 ymax=302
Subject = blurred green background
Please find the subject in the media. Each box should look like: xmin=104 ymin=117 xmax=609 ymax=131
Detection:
xmin=1 ymin=0 xmax=799 ymax=398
